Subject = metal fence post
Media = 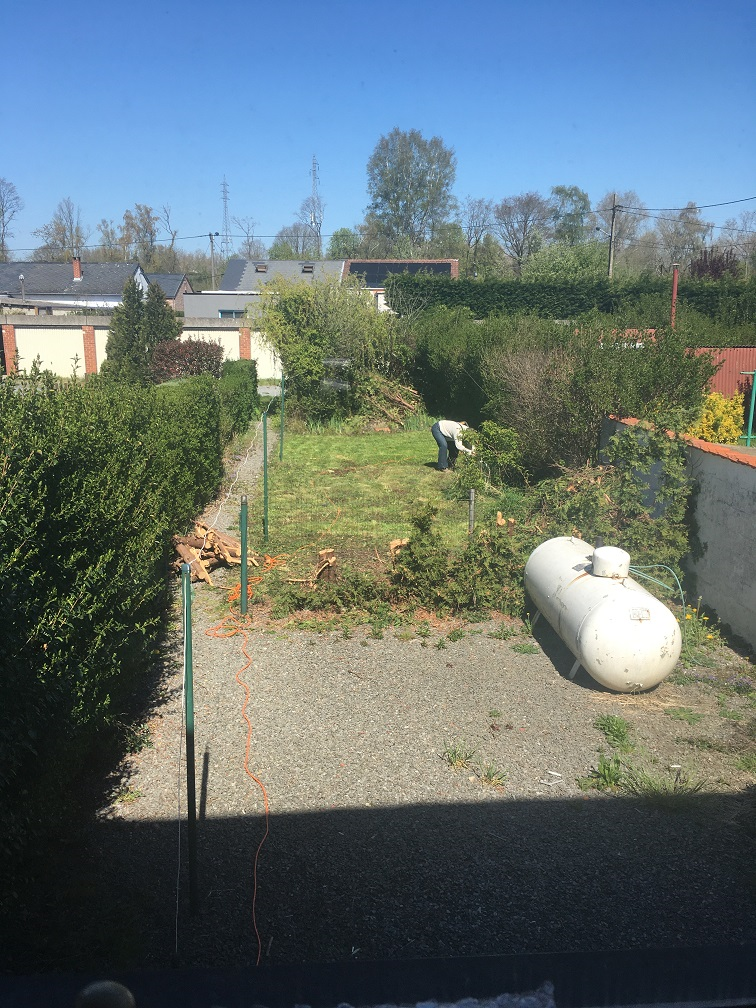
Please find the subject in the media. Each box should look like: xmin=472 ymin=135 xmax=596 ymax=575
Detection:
xmin=263 ymin=412 xmax=269 ymax=543
xmin=181 ymin=563 xmax=198 ymax=913
xmin=279 ymin=374 xmax=285 ymax=461
xmin=468 ymin=488 xmax=476 ymax=535
xmin=240 ymin=495 xmax=248 ymax=615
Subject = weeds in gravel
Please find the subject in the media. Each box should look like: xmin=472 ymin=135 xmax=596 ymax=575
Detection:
xmin=488 ymin=623 xmax=516 ymax=640
xmin=114 ymin=786 xmax=143 ymax=805
xmin=664 ymin=707 xmax=703 ymax=726
xmin=736 ymin=754 xmax=756 ymax=773
xmin=478 ymin=763 xmax=508 ymax=787
xmin=717 ymin=696 xmax=744 ymax=720
xmin=577 ymin=753 xmax=625 ymax=791
xmin=447 ymin=628 xmax=466 ymax=642
xmin=512 ymin=642 xmax=540 ymax=654
xmin=594 ymin=715 xmax=635 ymax=753
xmin=620 ymin=764 xmax=705 ymax=801
xmin=443 ymin=742 xmax=477 ymax=768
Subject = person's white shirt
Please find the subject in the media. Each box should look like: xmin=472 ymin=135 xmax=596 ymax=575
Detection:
xmin=438 ymin=420 xmax=474 ymax=454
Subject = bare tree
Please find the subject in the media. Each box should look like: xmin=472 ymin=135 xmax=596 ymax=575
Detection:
xmin=722 ymin=209 xmax=756 ymax=276
xmin=269 ymin=223 xmax=320 ymax=260
xmin=0 ymin=179 xmax=23 ymax=261
xmin=33 ymin=198 xmax=90 ymax=261
xmin=295 ymin=195 xmax=325 ymax=258
xmin=232 ymin=216 xmax=267 ymax=259
xmin=654 ymin=202 xmax=712 ymax=270
xmin=595 ymin=191 xmax=648 ymax=251
xmin=460 ymin=197 xmax=493 ymax=276
xmin=492 ymin=192 xmax=552 ymax=275
xmin=122 ymin=204 xmax=160 ymax=267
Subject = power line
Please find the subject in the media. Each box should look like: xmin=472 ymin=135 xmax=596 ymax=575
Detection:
xmin=619 ymin=196 xmax=756 ymax=212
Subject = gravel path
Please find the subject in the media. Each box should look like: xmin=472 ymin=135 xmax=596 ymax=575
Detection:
xmin=10 ymin=425 xmax=756 ymax=975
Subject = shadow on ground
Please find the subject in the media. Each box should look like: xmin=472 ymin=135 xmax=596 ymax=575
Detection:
xmin=3 ymin=789 xmax=754 ymax=975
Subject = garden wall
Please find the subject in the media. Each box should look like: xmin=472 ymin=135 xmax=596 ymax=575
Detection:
xmin=0 ymin=316 xmax=281 ymax=380
xmin=604 ymin=418 xmax=756 ymax=651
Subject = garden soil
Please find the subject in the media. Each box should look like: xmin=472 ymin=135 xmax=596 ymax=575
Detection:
xmin=5 ymin=428 xmax=755 ymax=977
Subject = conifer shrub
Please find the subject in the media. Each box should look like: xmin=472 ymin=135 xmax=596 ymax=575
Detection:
xmin=687 ymin=392 xmax=744 ymax=444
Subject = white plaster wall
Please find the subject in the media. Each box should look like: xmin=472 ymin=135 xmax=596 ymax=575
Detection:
xmin=180 ymin=327 xmax=281 ymax=379
xmin=15 ymin=327 xmax=85 ymax=376
xmin=685 ymin=446 xmax=756 ymax=650
xmin=95 ymin=329 xmax=108 ymax=370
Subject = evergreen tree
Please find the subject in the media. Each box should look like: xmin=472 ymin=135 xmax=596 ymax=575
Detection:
xmin=102 ymin=278 xmax=180 ymax=384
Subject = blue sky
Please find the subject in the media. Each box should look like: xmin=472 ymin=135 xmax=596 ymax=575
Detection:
xmin=4 ymin=0 xmax=755 ymax=258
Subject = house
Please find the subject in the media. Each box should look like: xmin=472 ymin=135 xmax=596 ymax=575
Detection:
xmin=146 ymin=273 xmax=194 ymax=312
xmin=0 ymin=259 xmax=149 ymax=314
xmin=182 ymin=258 xmax=459 ymax=319
xmin=343 ymin=258 xmax=459 ymax=310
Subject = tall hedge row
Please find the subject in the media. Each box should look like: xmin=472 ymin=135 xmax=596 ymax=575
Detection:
xmin=386 ymin=273 xmax=756 ymax=332
xmin=0 ymin=362 xmax=259 ymax=865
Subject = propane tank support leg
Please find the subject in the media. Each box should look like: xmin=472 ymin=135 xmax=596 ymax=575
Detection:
xmin=568 ymin=658 xmax=581 ymax=680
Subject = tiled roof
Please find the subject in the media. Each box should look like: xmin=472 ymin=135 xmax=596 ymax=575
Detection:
xmin=146 ymin=273 xmax=191 ymax=298
xmin=219 ymin=259 xmax=345 ymax=292
xmin=0 ymin=261 xmax=141 ymax=297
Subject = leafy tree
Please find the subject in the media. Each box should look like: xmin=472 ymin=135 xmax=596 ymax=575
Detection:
xmin=492 ymin=192 xmax=552 ymax=275
xmin=550 ymin=185 xmax=593 ymax=245
xmin=33 ymin=198 xmax=89 ymax=261
xmin=366 ymin=127 xmax=457 ymax=248
xmin=326 ymin=227 xmax=362 ymax=258
xmin=0 ymin=178 xmax=23 ymax=261
xmin=689 ymin=247 xmax=741 ymax=280
xmin=258 ymin=276 xmax=401 ymax=418
xmin=101 ymin=279 xmax=180 ymax=385
xmin=520 ymin=241 xmax=607 ymax=283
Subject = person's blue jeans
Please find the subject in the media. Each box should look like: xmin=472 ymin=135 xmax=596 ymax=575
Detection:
xmin=431 ymin=422 xmax=456 ymax=470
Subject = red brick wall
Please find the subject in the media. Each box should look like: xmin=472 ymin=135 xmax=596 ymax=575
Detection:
xmin=2 ymin=324 xmax=17 ymax=374
xmin=239 ymin=327 xmax=251 ymax=360
xmin=82 ymin=325 xmax=97 ymax=375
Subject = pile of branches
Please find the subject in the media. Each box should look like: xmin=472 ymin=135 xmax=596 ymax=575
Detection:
xmin=358 ymin=374 xmax=423 ymax=427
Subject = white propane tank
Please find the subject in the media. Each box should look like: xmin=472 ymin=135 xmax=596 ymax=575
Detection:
xmin=524 ymin=536 xmax=681 ymax=693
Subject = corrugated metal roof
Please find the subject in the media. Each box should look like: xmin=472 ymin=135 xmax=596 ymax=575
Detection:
xmin=698 ymin=347 xmax=756 ymax=397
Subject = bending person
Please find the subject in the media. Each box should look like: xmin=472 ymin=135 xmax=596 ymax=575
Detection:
xmin=431 ymin=419 xmax=474 ymax=471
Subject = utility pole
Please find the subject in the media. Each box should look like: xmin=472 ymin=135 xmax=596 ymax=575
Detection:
xmin=208 ymin=232 xmax=219 ymax=288
xmin=608 ymin=193 xmax=618 ymax=280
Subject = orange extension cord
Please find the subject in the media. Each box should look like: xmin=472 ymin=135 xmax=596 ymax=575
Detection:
xmin=203 ymin=553 xmax=287 ymax=965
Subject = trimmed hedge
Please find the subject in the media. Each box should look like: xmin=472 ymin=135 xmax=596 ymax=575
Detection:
xmin=0 ymin=366 xmax=258 ymax=867
xmin=385 ymin=273 xmax=756 ymax=332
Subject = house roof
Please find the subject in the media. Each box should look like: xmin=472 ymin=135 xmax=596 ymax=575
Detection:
xmin=219 ymin=258 xmax=345 ymax=292
xmin=345 ymin=259 xmax=458 ymax=288
xmin=0 ymin=261 xmax=142 ymax=297
xmin=146 ymin=273 xmax=192 ymax=298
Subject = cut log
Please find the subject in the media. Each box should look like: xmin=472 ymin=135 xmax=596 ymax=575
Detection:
xmin=174 ymin=542 xmax=213 ymax=584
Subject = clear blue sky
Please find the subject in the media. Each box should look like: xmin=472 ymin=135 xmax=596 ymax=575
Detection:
xmin=4 ymin=0 xmax=755 ymax=258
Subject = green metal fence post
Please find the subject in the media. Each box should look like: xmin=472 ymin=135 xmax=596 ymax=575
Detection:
xmin=279 ymin=373 xmax=285 ymax=461
xmin=263 ymin=412 xmax=269 ymax=543
xmin=181 ymin=563 xmax=199 ymax=913
xmin=240 ymin=495 xmax=248 ymax=615
xmin=741 ymin=372 xmax=756 ymax=447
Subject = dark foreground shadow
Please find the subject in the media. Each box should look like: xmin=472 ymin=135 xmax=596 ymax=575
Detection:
xmin=2 ymin=787 xmax=755 ymax=1006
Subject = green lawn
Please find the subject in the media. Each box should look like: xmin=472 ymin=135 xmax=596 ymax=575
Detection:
xmin=249 ymin=431 xmax=516 ymax=577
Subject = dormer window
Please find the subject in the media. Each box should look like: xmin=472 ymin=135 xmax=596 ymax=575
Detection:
xmin=301 ymin=263 xmax=315 ymax=273
xmin=254 ymin=263 xmax=268 ymax=273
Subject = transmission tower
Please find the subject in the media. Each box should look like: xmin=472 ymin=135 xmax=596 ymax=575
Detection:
xmin=310 ymin=155 xmax=323 ymax=256
xmin=221 ymin=176 xmax=232 ymax=259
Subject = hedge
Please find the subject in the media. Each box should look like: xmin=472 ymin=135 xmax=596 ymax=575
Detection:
xmin=0 ymin=365 xmax=259 ymax=868
xmin=385 ymin=273 xmax=756 ymax=331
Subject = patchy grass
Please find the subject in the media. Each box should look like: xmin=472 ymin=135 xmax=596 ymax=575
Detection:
xmin=442 ymin=742 xmax=477 ymax=769
xmin=594 ymin=714 xmax=635 ymax=753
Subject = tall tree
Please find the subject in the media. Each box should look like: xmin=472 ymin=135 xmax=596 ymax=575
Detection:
xmin=296 ymin=195 xmax=325 ymax=259
xmin=460 ymin=197 xmax=494 ymax=277
xmin=122 ymin=204 xmax=160 ymax=267
xmin=0 ymin=179 xmax=23 ymax=262
xmin=269 ymin=224 xmax=319 ymax=260
xmin=722 ymin=209 xmax=756 ymax=276
xmin=232 ymin=216 xmax=267 ymax=259
xmin=101 ymin=279 xmax=180 ymax=384
xmin=550 ymin=185 xmax=593 ymax=245
xmin=595 ymin=191 xmax=647 ymax=251
xmin=33 ymin=198 xmax=89 ymax=261
xmin=492 ymin=192 xmax=552 ymax=275
xmin=366 ymin=127 xmax=457 ymax=248
xmin=654 ymin=202 xmax=712 ymax=270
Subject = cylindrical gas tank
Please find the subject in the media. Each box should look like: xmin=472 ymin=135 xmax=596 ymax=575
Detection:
xmin=524 ymin=536 xmax=681 ymax=693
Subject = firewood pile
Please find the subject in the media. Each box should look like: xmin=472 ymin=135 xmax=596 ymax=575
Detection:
xmin=173 ymin=521 xmax=254 ymax=585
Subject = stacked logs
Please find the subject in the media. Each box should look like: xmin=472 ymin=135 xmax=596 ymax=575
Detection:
xmin=173 ymin=521 xmax=253 ymax=585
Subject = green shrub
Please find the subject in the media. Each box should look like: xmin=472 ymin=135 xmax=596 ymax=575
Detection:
xmin=687 ymin=392 xmax=744 ymax=443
